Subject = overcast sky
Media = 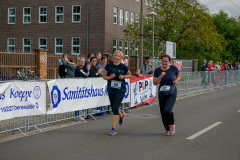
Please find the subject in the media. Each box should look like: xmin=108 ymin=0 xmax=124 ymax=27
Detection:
xmin=199 ymin=0 xmax=240 ymax=18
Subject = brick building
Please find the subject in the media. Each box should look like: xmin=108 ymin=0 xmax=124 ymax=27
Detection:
xmin=0 ymin=0 xmax=151 ymax=57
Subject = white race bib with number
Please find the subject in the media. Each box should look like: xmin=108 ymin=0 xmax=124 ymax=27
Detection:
xmin=160 ymin=85 xmax=170 ymax=92
xmin=111 ymin=80 xmax=122 ymax=89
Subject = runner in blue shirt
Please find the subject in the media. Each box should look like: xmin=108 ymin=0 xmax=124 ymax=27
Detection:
xmin=103 ymin=50 xmax=131 ymax=135
xmin=153 ymin=54 xmax=181 ymax=136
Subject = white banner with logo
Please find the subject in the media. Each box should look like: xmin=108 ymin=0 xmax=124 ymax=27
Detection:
xmin=47 ymin=78 xmax=130 ymax=114
xmin=130 ymin=75 xmax=156 ymax=107
xmin=0 ymin=82 xmax=46 ymax=121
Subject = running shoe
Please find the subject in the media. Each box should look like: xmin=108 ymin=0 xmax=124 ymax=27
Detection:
xmin=109 ymin=127 xmax=117 ymax=135
xmin=164 ymin=131 xmax=170 ymax=136
xmin=169 ymin=124 xmax=175 ymax=135
xmin=119 ymin=112 xmax=126 ymax=125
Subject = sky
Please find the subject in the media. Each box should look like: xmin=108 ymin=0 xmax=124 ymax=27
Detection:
xmin=199 ymin=0 xmax=240 ymax=18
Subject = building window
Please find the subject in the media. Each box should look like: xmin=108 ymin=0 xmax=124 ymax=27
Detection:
xmin=113 ymin=39 xmax=117 ymax=54
xmin=125 ymin=41 xmax=128 ymax=56
xmin=136 ymin=14 xmax=139 ymax=27
xmin=126 ymin=11 xmax=129 ymax=26
xmin=8 ymin=8 xmax=15 ymax=24
xmin=146 ymin=0 xmax=148 ymax=5
xmin=150 ymin=0 xmax=152 ymax=6
xmin=114 ymin=7 xmax=117 ymax=24
xmin=136 ymin=0 xmax=139 ymax=2
xmin=55 ymin=6 xmax=64 ymax=23
xmin=130 ymin=41 xmax=134 ymax=56
xmin=23 ymin=38 xmax=31 ymax=53
xmin=39 ymin=7 xmax=47 ymax=23
xmin=120 ymin=9 xmax=124 ymax=26
xmin=39 ymin=38 xmax=47 ymax=49
xmin=72 ymin=37 xmax=80 ymax=55
xmin=135 ymin=44 xmax=139 ymax=55
xmin=131 ymin=12 xmax=134 ymax=26
xmin=72 ymin=5 xmax=81 ymax=22
xmin=55 ymin=38 xmax=63 ymax=54
xmin=119 ymin=40 xmax=123 ymax=51
xmin=23 ymin=7 xmax=31 ymax=24
xmin=7 ymin=38 xmax=15 ymax=52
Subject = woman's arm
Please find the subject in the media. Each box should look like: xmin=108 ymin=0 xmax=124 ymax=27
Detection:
xmin=173 ymin=73 xmax=181 ymax=85
xmin=153 ymin=72 xmax=166 ymax=85
xmin=103 ymin=70 xmax=116 ymax=80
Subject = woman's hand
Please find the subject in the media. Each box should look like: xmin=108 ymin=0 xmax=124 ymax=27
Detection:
xmin=173 ymin=80 xmax=179 ymax=85
xmin=160 ymin=72 xmax=166 ymax=78
xmin=110 ymin=73 xmax=116 ymax=79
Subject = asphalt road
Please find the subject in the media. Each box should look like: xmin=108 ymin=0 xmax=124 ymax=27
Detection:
xmin=0 ymin=85 xmax=240 ymax=160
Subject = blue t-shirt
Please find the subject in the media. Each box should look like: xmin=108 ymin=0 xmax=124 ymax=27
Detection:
xmin=154 ymin=65 xmax=179 ymax=96
xmin=238 ymin=65 xmax=240 ymax=70
xmin=105 ymin=63 xmax=129 ymax=93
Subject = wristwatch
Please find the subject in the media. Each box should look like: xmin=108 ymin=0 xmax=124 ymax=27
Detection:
xmin=176 ymin=79 xmax=179 ymax=82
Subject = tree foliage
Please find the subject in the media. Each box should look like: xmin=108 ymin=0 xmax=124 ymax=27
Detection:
xmin=124 ymin=0 xmax=226 ymax=63
xmin=212 ymin=11 xmax=240 ymax=62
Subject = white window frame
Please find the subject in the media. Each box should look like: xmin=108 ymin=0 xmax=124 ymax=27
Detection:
xmin=113 ymin=39 xmax=117 ymax=54
xmin=39 ymin=7 xmax=47 ymax=23
xmin=55 ymin=6 xmax=64 ymax=23
xmin=125 ymin=41 xmax=128 ymax=56
xmin=136 ymin=14 xmax=139 ymax=27
xmin=114 ymin=7 xmax=118 ymax=24
xmin=120 ymin=9 xmax=124 ymax=26
xmin=72 ymin=5 xmax=81 ymax=23
xmin=55 ymin=37 xmax=63 ymax=55
xmin=39 ymin=38 xmax=47 ymax=49
xmin=119 ymin=40 xmax=123 ymax=51
xmin=131 ymin=12 xmax=134 ymax=26
xmin=8 ymin=8 xmax=16 ymax=24
xmin=72 ymin=37 xmax=80 ymax=55
xmin=23 ymin=7 xmax=31 ymax=24
xmin=125 ymin=11 xmax=129 ymax=26
xmin=135 ymin=43 xmax=139 ymax=55
xmin=130 ymin=41 xmax=134 ymax=56
xmin=146 ymin=0 xmax=149 ymax=5
xmin=7 ymin=38 xmax=15 ymax=52
xmin=150 ymin=0 xmax=152 ymax=6
xmin=23 ymin=38 xmax=31 ymax=53
xmin=136 ymin=0 xmax=139 ymax=2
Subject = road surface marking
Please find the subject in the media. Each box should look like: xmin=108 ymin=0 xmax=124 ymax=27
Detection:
xmin=238 ymin=110 xmax=240 ymax=112
xmin=186 ymin=122 xmax=222 ymax=140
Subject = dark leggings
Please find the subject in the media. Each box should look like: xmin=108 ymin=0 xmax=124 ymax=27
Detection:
xmin=108 ymin=92 xmax=125 ymax=115
xmin=158 ymin=95 xmax=177 ymax=131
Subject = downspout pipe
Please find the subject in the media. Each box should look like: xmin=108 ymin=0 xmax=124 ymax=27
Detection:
xmin=87 ymin=0 xmax=89 ymax=56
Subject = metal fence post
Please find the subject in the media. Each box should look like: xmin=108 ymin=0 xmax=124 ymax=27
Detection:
xmin=186 ymin=72 xmax=189 ymax=95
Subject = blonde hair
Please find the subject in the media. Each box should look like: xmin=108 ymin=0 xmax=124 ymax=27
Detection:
xmin=114 ymin=50 xmax=124 ymax=59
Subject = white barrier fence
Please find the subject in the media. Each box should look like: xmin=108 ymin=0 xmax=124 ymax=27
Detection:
xmin=1 ymin=70 xmax=240 ymax=136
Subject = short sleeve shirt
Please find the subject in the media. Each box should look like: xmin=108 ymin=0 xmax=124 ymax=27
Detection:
xmin=105 ymin=63 xmax=129 ymax=93
xmin=154 ymin=65 xmax=179 ymax=96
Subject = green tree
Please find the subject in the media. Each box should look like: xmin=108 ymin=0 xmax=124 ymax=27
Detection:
xmin=124 ymin=0 xmax=225 ymax=64
xmin=212 ymin=10 xmax=240 ymax=62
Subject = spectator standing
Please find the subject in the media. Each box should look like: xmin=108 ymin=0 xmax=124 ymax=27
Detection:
xmin=74 ymin=57 xmax=91 ymax=118
xmin=83 ymin=52 xmax=95 ymax=71
xmin=221 ymin=63 xmax=227 ymax=85
xmin=141 ymin=56 xmax=154 ymax=75
xmin=103 ymin=50 xmax=132 ymax=135
xmin=97 ymin=56 xmax=108 ymax=77
xmin=96 ymin=52 xmax=102 ymax=66
xmin=133 ymin=69 xmax=142 ymax=77
xmin=65 ymin=58 xmax=76 ymax=78
xmin=228 ymin=60 xmax=234 ymax=70
xmin=89 ymin=57 xmax=104 ymax=77
xmin=75 ymin=57 xmax=91 ymax=78
xmin=201 ymin=61 xmax=208 ymax=86
xmin=58 ymin=54 xmax=76 ymax=78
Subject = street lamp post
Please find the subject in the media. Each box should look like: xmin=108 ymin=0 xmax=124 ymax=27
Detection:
xmin=150 ymin=8 xmax=157 ymax=68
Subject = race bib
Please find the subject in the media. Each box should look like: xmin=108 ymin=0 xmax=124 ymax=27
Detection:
xmin=160 ymin=85 xmax=171 ymax=92
xmin=110 ymin=80 xmax=122 ymax=89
